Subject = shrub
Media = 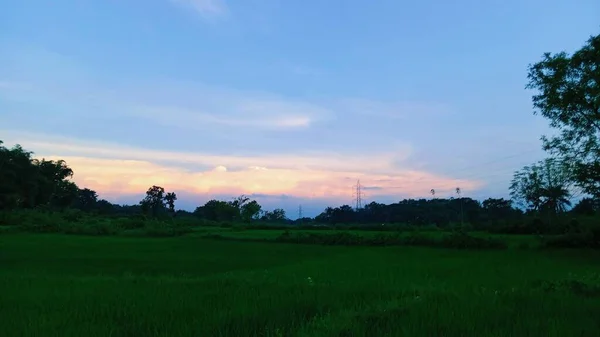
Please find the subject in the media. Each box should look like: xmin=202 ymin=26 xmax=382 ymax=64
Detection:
xmin=272 ymin=231 xmax=507 ymax=250
xmin=60 ymin=219 xmax=121 ymax=236
xmin=61 ymin=209 xmax=86 ymax=222
xmin=141 ymin=220 xmax=193 ymax=237
xmin=115 ymin=216 xmax=147 ymax=230
xmin=541 ymin=220 xmax=600 ymax=249
xmin=440 ymin=232 xmax=508 ymax=250
xmin=400 ymin=233 xmax=438 ymax=246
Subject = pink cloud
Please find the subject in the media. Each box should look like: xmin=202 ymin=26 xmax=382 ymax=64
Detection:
xmin=4 ymin=132 xmax=484 ymax=203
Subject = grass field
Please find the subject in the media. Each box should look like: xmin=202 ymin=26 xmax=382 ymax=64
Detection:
xmin=1 ymin=233 xmax=600 ymax=336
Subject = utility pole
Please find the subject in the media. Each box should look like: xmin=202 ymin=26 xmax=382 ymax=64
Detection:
xmin=456 ymin=187 xmax=463 ymax=226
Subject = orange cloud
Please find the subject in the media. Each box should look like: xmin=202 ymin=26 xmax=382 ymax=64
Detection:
xmin=3 ymin=132 xmax=484 ymax=202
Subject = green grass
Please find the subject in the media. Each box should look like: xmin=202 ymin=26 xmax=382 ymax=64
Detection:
xmin=1 ymin=233 xmax=599 ymax=336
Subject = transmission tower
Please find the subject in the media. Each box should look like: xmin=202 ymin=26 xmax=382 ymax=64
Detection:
xmin=353 ymin=179 xmax=363 ymax=210
xmin=298 ymin=205 xmax=303 ymax=219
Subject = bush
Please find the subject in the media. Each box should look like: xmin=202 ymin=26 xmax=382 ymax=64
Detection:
xmin=60 ymin=219 xmax=121 ymax=236
xmin=61 ymin=209 xmax=87 ymax=222
xmin=141 ymin=220 xmax=193 ymax=237
xmin=440 ymin=232 xmax=508 ymax=250
xmin=115 ymin=216 xmax=147 ymax=230
xmin=542 ymin=226 xmax=600 ymax=249
xmin=272 ymin=231 xmax=507 ymax=250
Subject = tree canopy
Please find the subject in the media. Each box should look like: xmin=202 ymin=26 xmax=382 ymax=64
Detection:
xmin=527 ymin=33 xmax=600 ymax=197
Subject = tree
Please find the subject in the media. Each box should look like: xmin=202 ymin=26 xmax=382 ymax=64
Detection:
xmin=261 ymin=208 xmax=287 ymax=222
xmin=0 ymin=142 xmax=79 ymax=210
xmin=140 ymin=185 xmax=166 ymax=217
xmin=455 ymin=187 xmax=464 ymax=226
xmin=194 ymin=199 xmax=238 ymax=221
xmin=74 ymin=188 xmax=98 ymax=211
xmin=570 ymin=197 xmax=600 ymax=215
xmin=165 ymin=192 xmax=177 ymax=214
xmin=96 ymin=199 xmax=115 ymax=215
xmin=527 ymin=33 xmax=600 ymax=197
xmin=240 ymin=200 xmax=261 ymax=222
xmin=482 ymin=198 xmax=519 ymax=220
xmin=510 ymin=158 xmax=573 ymax=213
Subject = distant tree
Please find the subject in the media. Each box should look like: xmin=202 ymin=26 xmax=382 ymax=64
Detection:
xmin=482 ymin=198 xmax=518 ymax=219
xmin=527 ymin=33 xmax=600 ymax=197
xmin=229 ymin=195 xmax=250 ymax=210
xmin=50 ymin=180 xmax=79 ymax=208
xmin=75 ymin=188 xmax=98 ymax=211
xmin=261 ymin=208 xmax=287 ymax=222
xmin=96 ymin=199 xmax=115 ymax=215
xmin=165 ymin=192 xmax=177 ymax=214
xmin=510 ymin=158 xmax=573 ymax=213
xmin=140 ymin=185 xmax=166 ymax=217
xmin=456 ymin=187 xmax=464 ymax=225
xmin=195 ymin=199 xmax=238 ymax=221
xmin=240 ymin=200 xmax=262 ymax=222
xmin=570 ymin=197 xmax=600 ymax=215
xmin=0 ymin=141 xmax=80 ymax=210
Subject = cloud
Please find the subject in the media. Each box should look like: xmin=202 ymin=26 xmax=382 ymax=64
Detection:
xmin=170 ymin=0 xmax=227 ymax=17
xmin=1 ymin=132 xmax=484 ymax=206
xmin=129 ymin=96 xmax=330 ymax=130
xmin=0 ymin=46 xmax=332 ymax=132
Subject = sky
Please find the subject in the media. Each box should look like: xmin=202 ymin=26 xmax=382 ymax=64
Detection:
xmin=1 ymin=0 xmax=598 ymax=217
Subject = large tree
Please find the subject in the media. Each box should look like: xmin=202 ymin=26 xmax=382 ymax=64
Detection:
xmin=0 ymin=142 xmax=79 ymax=210
xmin=510 ymin=158 xmax=573 ymax=213
xmin=140 ymin=185 xmax=167 ymax=217
xmin=527 ymin=33 xmax=600 ymax=197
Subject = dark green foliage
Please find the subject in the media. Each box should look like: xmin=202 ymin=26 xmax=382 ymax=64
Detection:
xmin=440 ymin=231 xmax=508 ymax=250
xmin=139 ymin=185 xmax=167 ymax=217
xmin=510 ymin=158 xmax=573 ymax=213
xmin=164 ymin=192 xmax=177 ymax=214
xmin=0 ymin=209 xmax=194 ymax=238
xmin=0 ymin=142 xmax=80 ymax=210
xmin=274 ymin=231 xmax=507 ymax=250
xmin=542 ymin=225 xmax=600 ymax=249
xmin=313 ymin=198 xmax=523 ymax=228
xmin=141 ymin=220 xmax=193 ymax=237
xmin=115 ymin=216 xmax=147 ymax=230
xmin=526 ymin=33 xmax=600 ymax=198
xmin=260 ymin=208 xmax=286 ymax=222
xmin=571 ymin=198 xmax=600 ymax=215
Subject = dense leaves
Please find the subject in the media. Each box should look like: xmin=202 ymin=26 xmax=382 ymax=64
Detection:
xmin=510 ymin=158 xmax=574 ymax=213
xmin=527 ymin=33 xmax=600 ymax=197
xmin=0 ymin=141 xmax=79 ymax=210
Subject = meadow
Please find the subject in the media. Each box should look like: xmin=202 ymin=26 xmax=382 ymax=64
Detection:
xmin=1 ymin=230 xmax=600 ymax=337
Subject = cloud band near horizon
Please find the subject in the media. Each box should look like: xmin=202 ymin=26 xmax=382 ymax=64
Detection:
xmin=1 ymin=131 xmax=484 ymax=207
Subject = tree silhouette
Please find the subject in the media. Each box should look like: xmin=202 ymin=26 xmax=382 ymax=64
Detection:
xmin=455 ymin=187 xmax=464 ymax=226
xmin=527 ymin=33 xmax=600 ymax=197
xmin=165 ymin=192 xmax=177 ymax=214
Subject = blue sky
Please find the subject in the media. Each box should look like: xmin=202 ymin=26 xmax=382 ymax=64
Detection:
xmin=1 ymin=0 xmax=598 ymax=217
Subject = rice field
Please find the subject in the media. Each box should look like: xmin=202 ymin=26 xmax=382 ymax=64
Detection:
xmin=1 ymin=232 xmax=599 ymax=336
